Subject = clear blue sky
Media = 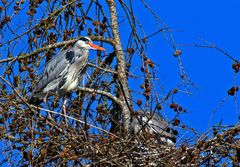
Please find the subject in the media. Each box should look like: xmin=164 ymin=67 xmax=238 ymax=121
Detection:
xmin=128 ymin=0 xmax=240 ymax=132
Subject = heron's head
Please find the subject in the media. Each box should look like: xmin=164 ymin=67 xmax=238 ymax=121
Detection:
xmin=75 ymin=37 xmax=105 ymax=51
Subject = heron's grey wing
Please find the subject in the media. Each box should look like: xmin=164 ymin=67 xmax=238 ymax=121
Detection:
xmin=138 ymin=111 xmax=174 ymax=137
xmin=33 ymin=48 xmax=75 ymax=94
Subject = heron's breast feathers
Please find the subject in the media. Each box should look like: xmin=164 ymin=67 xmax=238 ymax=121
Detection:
xmin=59 ymin=56 xmax=88 ymax=92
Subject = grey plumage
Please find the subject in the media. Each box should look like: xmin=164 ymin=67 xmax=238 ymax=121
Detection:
xmin=32 ymin=37 xmax=105 ymax=99
xmin=130 ymin=110 xmax=176 ymax=146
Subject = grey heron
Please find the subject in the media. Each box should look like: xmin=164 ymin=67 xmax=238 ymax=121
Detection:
xmin=130 ymin=110 xmax=177 ymax=146
xmin=31 ymin=37 xmax=105 ymax=119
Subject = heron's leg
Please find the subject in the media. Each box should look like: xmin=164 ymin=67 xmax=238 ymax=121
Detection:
xmin=82 ymin=75 xmax=85 ymax=87
xmin=44 ymin=93 xmax=52 ymax=119
xmin=62 ymin=98 xmax=68 ymax=123
xmin=82 ymin=73 xmax=90 ymax=88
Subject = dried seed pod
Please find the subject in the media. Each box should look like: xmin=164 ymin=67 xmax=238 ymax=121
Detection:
xmin=2 ymin=0 xmax=6 ymax=5
xmin=172 ymin=119 xmax=180 ymax=126
xmin=173 ymin=50 xmax=182 ymax=57
xmin=100 ymin=23 xmax=106 ymax=30
xmin=137 ymin=99 xmax=142 ymax=106
xmin=142 ymin=37 xmax=147 ymax=43
xmin=181 ymin=144 xmax=187 ymax=152
xmin=28 ymin=37 xmax=35 ymax=43
xmin=146 ymin=86 xmax=152 ymax=93
xmin=126 ymin=63 xmax=131 ymax=68
xmin=143 ymin=92 xmax=150 ymax=100
xmin=172 ymin=129 xmax=179 ymax=135
xmin=228 ymin=86 xmax=239 ymax=96
xmin=27 ymin=66 xmax=33 ymax=73
xmin=93 ymin=20 xmax=101 ymax=26
xmin=62 ymin=0 xmax=66 ymax=5
xmin=144 ymin=78 xmax=150 ymax=85
xmin=96 ymin=105 xmax=102 ymax=112
xmin=91 ymin=92 xmax=97 ymax=100
xmin=225 ymin=135 xmax=234 ymax=143
xmin=5 ymin=16 xmax=11 ymax=22
xmin=14 ymin=5 xmax=20 ymax=11
xmin=76 ymin=17 xmax=81 ymax=24
xmin=144 ymin=68 xmax=149 ymax=73
xmin=197 ymin=140 xmax=205 ymax=149
xmin=101 ymin=107 xmax=107 ymax=114
xmin=29 ymin=6 xmax=36 ymax=14
xmin=29 ymin=72 xmax=34 ymax=78
xmin=26 ymin=10 xmax=34 ymax=16
xmin=94 ymin=28 xmax=99 ymax=33
xmin=146 ymin=59 xmax=152 ymax=64
xmin=127 ymin=48 xmax=134 ymax=54
xmin=232 ymin=63 xmax=239 ymax=73
xmin=173 ymin=88 xmax=178 ymax=94
xmin=96 ymin=115 xmax=103 ymax=122
xmin=228 ymin=89 xmax=234 ymax=96
xmin=143 ymin=61 xmax=147 ymax=66
xmin=87 ymin=28 xmax=92 ymax=35
xmin=156 ymin=104 xmax=162 ymax=110
xmin=233 ymin=127 xmax=239 ymax=134
xmin=178 ymin=106 xmax=183 ymax=111
xmin=35 ymin=29 xmax=42 ymax=38
xmin=6 ymin=68 xmax=12 ymax=75
xmin=100 ymin=29 xmax=106 ymax=35
xmin=170 ymin=103 xmax=178 ymax=109
xmin=148 ymin=62 xmax=155 ymax=69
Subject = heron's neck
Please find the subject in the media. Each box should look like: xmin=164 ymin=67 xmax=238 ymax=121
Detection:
xmin=77 ymin=48 xmax=89 ymax=58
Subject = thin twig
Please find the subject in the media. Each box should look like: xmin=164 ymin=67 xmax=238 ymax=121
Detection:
xmin=88 ymin=63 xmax=117 ymax=74
xmin=31 ymin=105 xmax=118 ymax=138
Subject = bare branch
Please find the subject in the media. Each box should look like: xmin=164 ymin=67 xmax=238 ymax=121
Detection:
xmin=88 ymin=63 xmax=117 ymax=74
xmin=77 ymin=87 xmax=122 ymax=106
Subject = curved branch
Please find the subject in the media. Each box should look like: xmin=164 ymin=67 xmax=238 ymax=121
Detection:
xmin=77 ymin=87 xmax=122 ymax=106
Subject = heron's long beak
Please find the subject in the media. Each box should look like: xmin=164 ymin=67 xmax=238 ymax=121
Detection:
xmin=89 ymin=43 xmax=105 ymax=51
